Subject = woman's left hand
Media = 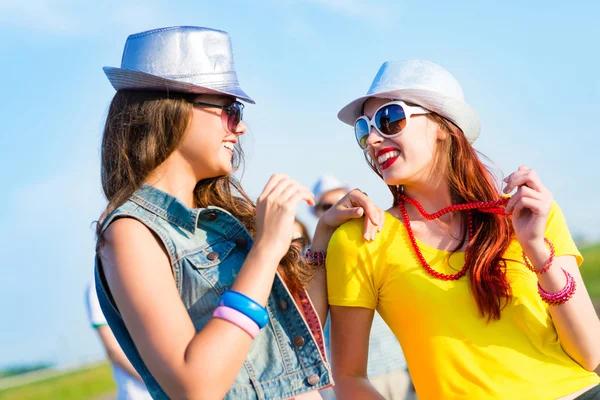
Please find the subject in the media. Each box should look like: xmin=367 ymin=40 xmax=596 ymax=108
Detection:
xmin=504 ymin=165 xmax=553 ymax=251
xmin=318 ymin=189 xmax=385 ymax=242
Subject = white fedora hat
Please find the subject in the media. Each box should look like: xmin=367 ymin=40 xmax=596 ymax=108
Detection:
xmin=310 ymin=174 xmax=350 ymax=216
xmin=103 ymin=26 xmax=254 ymax=103
xmin=338 ymin=60 xmax=480 ymax=143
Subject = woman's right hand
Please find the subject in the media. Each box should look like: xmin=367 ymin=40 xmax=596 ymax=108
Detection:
xmin=254 ymin=174 xmax=315 ymax=260
xmin=317 ymin=189 xmax=384 ymax=242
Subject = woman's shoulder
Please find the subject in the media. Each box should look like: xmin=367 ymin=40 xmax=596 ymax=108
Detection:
xmin=328 ymin=218 xmax=365 ymax=254
xmin=337 ymin=216 xmax=366 ymax=235
xmin=329 ymin=211 xmax=402 ymax=250
xmin=99 ymin=198 xmax=176 ymax=262
xmin=103 ymin=217 xmax=166 ymax=255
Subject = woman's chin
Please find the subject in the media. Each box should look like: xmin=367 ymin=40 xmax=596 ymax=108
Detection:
xmin=382 ymin=170 xmax=407 ymax=187
xmin=197 ymin=165 xmax=232 ymax=181
xmin=221 ymin=164 xmax=234 ymax=176
xmin=217 ymin=157 xmax=234 ymax=173
xmin=214 ymin=167 xmax=232 ymax=178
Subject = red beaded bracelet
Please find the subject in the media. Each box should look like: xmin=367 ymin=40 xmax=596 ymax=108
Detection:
xmin=522 ymin=238 xmax=555 ymax=274
xmin=304 ymin=249 xmax=326 ymax=268
xmin=538 ymin=268 xmax=577 ymax=305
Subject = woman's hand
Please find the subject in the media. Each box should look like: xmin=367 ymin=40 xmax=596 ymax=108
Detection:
xmin=254 ymin=174 xmax=315 ymax=260
xmin=318 ymin=189 xmax=385 ymax=242
xmin=504 ymin=165 xmax=553 ymax=253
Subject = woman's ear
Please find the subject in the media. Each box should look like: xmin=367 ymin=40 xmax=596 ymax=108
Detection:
xmin=435 ymin=122 xmax=448 ymax=141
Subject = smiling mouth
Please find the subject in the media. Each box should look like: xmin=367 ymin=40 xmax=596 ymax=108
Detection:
xmin=376 ymin=148 xmax=401 ymax=170
xmin=222 ymin=142 xmax=234 ymax=151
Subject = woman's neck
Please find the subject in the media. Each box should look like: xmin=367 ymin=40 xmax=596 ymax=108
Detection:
xmin=402 ymin=181 xmax=453 ymax=214
xmin=399 ymin=181 xmax=467 ymax=246
xmin=145 ymin=156 xmax=198 ymax=208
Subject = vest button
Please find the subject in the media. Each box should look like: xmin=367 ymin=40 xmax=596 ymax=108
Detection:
xmin=207 ymin=252 xmax=219 ymax=261
xmin=203 ymin=212 xmax=217 ymax=221
xmin=293 ymin=336 xmax=305 ymax=347
xmin=279 ymin=299 xmax=288 ymax=311
xmin=235 ymin=237 xmax=247 ymax=247
xmin=307 ymin=373 xmax=320 ymax=386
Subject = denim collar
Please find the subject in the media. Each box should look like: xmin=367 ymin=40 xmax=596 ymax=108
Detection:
xmin=130 ymin=184 xmax=200 ymax=233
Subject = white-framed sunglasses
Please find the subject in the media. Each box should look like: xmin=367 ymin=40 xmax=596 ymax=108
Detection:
xmin=355 ymin=101 xmax=430 ymax=149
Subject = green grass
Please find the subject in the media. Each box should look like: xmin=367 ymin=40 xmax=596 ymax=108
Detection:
xmin=581 ymin=243 xmax=600 ymax=299
xmin=0 ymin=363 xmax=52 ymax=380
xmin=0 ymin=363 xmax=115 ymax=400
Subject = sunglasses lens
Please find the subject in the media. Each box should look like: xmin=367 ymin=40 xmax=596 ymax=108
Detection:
xmin=320 ymin=204 xmax=333 ymax=211
xmin=375 ymin=104 xmax=407 ymax=136
xmin=355 ymin=118 xmax=370 ymax=149
xmin=315 ymin=203 xmax=334 ymax=215
xmin=228 ymin=102 xmax=243 ymax=132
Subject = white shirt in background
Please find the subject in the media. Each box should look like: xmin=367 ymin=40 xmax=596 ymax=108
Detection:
xmin=85 ymin=280 xmax=152 ymax=400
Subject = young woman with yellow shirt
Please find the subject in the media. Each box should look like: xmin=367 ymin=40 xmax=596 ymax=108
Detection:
xmin=324 ymin=60 xmax=600 ymax=399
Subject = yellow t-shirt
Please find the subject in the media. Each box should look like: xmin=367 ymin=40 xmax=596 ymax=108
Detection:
xmin=327 ymin=201 xmax=599 ymax=399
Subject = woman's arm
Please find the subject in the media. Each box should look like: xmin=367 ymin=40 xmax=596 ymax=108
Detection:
xmin=305 ymin=221 xmax=332 ymax=327
xmin=102 ymin=219 xmax=280 ymax=399
xmin=330 ymin=305 xmax=385 ymax=399
xmin=307 ymin=190 xmax=386 ymax=327
xmin=505 ymin=166 xmax=600 ymax=371
xmin=523 ymin=250 xmax=600 ymax=371
xmin=101 ymin=175 xmax=314 ymax=400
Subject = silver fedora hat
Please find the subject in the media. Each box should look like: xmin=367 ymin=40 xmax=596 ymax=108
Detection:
xmin=338 ymin=60 xmax=480 ymax=143
xmin=104 ymin=26 xmax=254 ymax=103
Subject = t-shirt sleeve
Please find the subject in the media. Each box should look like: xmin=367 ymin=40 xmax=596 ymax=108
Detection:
xmin=326 ymin=221 xmax=378 ymax=310
xmin=85 ymin=280 xmax=108 ymax=328
xmin=545 ymin=201 xmax=583 ymax=267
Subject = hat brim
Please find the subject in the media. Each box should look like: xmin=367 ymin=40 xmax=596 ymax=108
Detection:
xmin=103 ymin=67 xmax=255 ymax=104
xmin=337 ymin=88 xmax=480 ymax=143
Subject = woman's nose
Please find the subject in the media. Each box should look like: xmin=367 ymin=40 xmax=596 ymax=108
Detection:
xmin=235 ymin=121 xmax=247 ymax=135
xmin=365 ymin=127 xmax=383 ymax=148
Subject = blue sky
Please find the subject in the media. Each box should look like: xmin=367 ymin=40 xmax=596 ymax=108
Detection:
xmin=0 ymin=0 xmax=598 ymax=367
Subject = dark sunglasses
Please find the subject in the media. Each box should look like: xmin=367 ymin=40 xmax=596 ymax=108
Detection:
xmin=315 ymin=203 xmax=335 ymax=213
xmin=354 ymin=101 xmax=429 ymax=149
xmin=192 ymin=100 xmax=244 ymax=132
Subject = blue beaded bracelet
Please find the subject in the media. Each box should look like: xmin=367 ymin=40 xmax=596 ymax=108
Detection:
xmin=220 ymin=290 xmax=269 ymax=329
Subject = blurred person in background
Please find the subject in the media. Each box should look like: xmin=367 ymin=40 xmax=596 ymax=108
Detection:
xmin=85 ymin=279 xmax=152 ymax=400
xmin=311 ymin=175 xmax=412 ymax=400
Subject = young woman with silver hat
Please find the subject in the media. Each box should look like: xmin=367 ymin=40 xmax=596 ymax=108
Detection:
xmin=326 ymin=60 xmax=600 ymax=399
xmin=94 ymin=26 xmax=383 ymax=400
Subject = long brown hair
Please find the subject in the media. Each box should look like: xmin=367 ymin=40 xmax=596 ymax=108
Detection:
xmin=97 ymin=90 xmax=311 ymax=293
xmin=366 ymin=112 xmax=514 ymax=321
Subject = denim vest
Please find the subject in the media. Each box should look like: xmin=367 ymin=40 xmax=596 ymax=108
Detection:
xmin=95 ymin=185 xmax=332 ymax=399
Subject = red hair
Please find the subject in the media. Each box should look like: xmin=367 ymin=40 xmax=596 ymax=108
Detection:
xmin=368 ymin=113 xmax=514 ymax=321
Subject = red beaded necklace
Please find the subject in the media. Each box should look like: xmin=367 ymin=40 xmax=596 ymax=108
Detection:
xmin=398 ymin=194 xmax=510 ymax=281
